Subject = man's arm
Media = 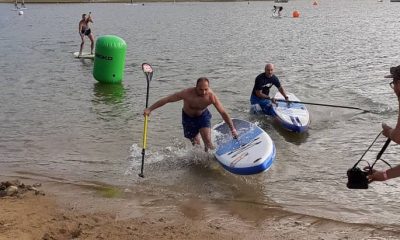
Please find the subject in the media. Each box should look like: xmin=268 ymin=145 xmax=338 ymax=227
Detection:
xmin=143 ymin=91 xmax=184 ymax=116
xmin=382 ymin=123 xmax=400 ymax=145
xmin=382 ymin=102 xmax=400 ymax=144
xmin=212 ymin=94 xmax=238 ymax=138
xmin=278 ymin=86 xmax=289 ymax=100
xmin=255 ymin=90 xmax=270 ymax=99
xmin=367 ymin=164 xmax=400 ymax=182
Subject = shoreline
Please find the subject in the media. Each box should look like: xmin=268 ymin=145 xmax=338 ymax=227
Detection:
xmin=2 ymin=0 xmax=268 ymax=3
xmin=1 ymin=177 xmax=400 ymax=239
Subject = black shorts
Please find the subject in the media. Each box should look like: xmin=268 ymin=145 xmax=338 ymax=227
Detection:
xmin=81 ymin=28 xmax=91 ymax=36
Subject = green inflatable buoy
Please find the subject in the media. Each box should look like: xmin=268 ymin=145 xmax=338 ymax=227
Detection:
xmin=93 ymin=35 xmax=127 ymax=84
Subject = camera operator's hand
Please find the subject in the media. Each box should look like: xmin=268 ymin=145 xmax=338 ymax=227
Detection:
xmin=363 ymin=167 xmax=387 ymax=182
xmin=382 ymin=123 xmax=392 ymax=138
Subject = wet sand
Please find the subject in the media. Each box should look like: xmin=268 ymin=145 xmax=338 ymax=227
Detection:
xmin=1 ymin=177 xmax=399 ymax=240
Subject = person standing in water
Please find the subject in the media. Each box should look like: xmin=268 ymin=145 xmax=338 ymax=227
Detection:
xmin=78 ymin=13 xmax=95 ymax=56
xmin=143 ymin=77 xmax=238 ymax=152
xmin=273 ymin=6 xmax=283 ymax=17
xmin=366 ymin=65 xmax=400 ymax=182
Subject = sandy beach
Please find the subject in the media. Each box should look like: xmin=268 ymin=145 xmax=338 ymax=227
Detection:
xmin=1 ymin=178 xmax=399 ymax=240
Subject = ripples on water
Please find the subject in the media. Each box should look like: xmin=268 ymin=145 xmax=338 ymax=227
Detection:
xmin=1 ymin=0 xmax=400 ymax=226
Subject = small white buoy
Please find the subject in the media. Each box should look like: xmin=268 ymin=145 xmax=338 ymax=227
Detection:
xmin=18 ymin=10 xmax=23 ymax=15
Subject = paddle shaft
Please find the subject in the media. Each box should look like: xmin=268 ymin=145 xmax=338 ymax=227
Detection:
xmin=139 ymin=76 xmax=151 ymax=178
xmin=276 ymin=99 xmax=369 ymax=112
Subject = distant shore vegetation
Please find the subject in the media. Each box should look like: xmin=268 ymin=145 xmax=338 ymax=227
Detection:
xmin=4 ymin=0 xmax=274 ymax=3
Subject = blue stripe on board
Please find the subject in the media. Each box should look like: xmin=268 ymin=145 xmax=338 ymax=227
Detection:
xmin=215 ymin=126 xmax=263 ymax=156
xmin=272 ymin=103 xmax=309 ymax=133
xmin=277 ymin=116 xmax=308 ymax=133
xmin=219 ymin=145 xmax=276 ymax=175
xmin=290 ymin=116 xmax=299 ymax=127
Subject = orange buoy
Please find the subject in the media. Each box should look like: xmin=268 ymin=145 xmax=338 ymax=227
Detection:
xmin=292 ymin=10 xmax=300 ymax=18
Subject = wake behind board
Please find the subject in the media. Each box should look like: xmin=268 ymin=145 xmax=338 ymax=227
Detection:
xmin=73 ymin=52 xmax=94 ymax=59
xmin=212 ymin=119 xmax=276 ymax=175
xmin=272 ymin=92 xmax=310 ymax=133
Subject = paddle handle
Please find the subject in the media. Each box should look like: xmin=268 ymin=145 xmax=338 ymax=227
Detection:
xmin=142 ymin=115 xmax=148 ymax=149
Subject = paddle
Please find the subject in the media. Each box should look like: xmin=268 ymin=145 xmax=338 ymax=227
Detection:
xmin=138 ymin=63 xmax=153 ymax=178
xmin=275 ymin=99 xmax=370 ymax=112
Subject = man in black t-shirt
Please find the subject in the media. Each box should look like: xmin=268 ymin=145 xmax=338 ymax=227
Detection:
xmin=250 ymin=63 xmax=289 ymax=116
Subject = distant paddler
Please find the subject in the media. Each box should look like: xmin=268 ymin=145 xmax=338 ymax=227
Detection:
xmin=273 ymin=5 xmax=283 ymax=17
xmin=78 ymin=12 xmax=95 ymax=57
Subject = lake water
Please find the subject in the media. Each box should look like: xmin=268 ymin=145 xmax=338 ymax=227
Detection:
xmin=1 ymin=0 xmax=400 ymax=227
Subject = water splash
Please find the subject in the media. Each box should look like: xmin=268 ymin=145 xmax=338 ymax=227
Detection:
xmin=124 ymin=143 xmax=166 ymax=175
xmin=125 ymin=139 xmax=217 ymax=175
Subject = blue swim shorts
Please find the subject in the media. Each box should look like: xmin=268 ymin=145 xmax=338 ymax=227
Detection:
xmin=182 ymin=109 xmax=212 ymax=140
xmin=250 ymin=94 xmax=275 ymax=116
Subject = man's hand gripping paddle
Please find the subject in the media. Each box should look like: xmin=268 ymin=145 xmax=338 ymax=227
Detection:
xmin=139 ymin=63 xmax=153 ymax=178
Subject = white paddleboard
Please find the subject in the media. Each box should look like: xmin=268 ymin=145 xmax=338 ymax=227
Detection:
xmin=212 ymin=119 xmax=276 ymax=175
xmin=11 ymin=7 xmax=27 ymax=10
xmin=272 ymin=92 xmax=310 ymax=133
xmin=272 ymin=13 xmax=282 ymax=18
xmin=73 ymin=52 xmax=94 ymax=59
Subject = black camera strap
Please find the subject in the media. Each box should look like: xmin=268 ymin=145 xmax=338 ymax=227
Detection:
xmin=352 ymin=132 xmax=382 ymax=169
xmin=371 ymin=138 xmax=392 ymax=169
xmin=347 ymin=133 xmax=392 ymax=189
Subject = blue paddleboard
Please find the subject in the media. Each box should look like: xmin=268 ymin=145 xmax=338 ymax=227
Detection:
xmin=272 ymin=92 xmax=310 ymax=133
xmin=212 ymin=119 xmax=276 ymax=175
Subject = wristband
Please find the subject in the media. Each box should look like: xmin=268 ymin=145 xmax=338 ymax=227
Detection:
xmin=383 ymin=170 xmax=388 ymax=180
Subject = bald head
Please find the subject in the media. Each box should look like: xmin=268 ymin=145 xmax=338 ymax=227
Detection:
xmin=264 ymin=64 xmax=274 ymax=77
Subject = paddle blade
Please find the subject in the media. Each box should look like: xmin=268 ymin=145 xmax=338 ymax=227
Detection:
xmin=141 ymin=63 xmax=153 ymax=81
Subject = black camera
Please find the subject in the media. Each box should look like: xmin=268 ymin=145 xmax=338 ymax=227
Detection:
xmin=347 ymin=167 xmax=369 ymax=189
